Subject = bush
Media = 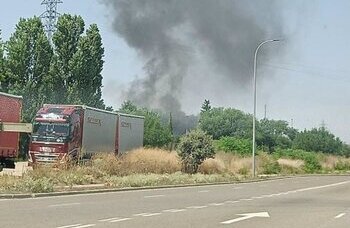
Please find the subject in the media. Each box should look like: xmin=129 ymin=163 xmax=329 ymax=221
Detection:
xmin=258 ymin=153 xmax=281 ymax=174
xmin=177 ymin=129 xmax=215 ymax=173
xmin=334 ymin=161 xmax=350 ymax=171
xmin=274 ymin=149 xmax=321 ymax=173
xmin=215 ymin=137 xmax=252 ymax=156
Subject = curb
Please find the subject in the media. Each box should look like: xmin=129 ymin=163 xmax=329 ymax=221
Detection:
xmin=0 ymin=175 xmax=292 ymax=199
xmin=1 ymin=174 xmax=349 ymax=199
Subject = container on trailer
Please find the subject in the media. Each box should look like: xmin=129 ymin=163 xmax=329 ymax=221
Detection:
xmin=29 ymin=104 xmax=144 ymax=164
xmin=81 ymin=107 xmax=118 ymax=155
xmin=0 ymin=92 xmax=22 ymax=159
xmin=117 ymin=113 xmax=144 ymax=154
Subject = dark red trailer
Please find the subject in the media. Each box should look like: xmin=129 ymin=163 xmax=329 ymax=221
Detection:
xmin=0 ymin=92 xmax=23 ymax=167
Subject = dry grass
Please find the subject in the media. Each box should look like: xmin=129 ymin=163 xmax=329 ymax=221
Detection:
xmin=198 ymin=158 xmax=226 ymax=174
xmin=91 ymin=148 xmax=181 ymax=176
xmin=277 ymin=158 xmax=304 ymax=174
xmin=320 ymin=155 xmax=339 ymax=170
xmin=277 ymin=158 xmax=304 ymax=168
xmin=124 ymin=148 xmax=181 ymax=174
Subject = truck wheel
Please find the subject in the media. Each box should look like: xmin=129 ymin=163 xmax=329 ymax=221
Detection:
xmin=4 ymin=160 xmax=15 ymax=169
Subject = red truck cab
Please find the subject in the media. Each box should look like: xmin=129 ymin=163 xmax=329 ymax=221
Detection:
xmin=29 ymin=105 xmax=82 ymax=164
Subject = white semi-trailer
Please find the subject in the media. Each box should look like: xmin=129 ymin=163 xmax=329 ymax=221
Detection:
xmin=29 ymin=104 xmax=144 ymax=164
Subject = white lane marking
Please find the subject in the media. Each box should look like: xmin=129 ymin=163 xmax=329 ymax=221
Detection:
xmin=133 ymin=212 xmax=161 ymax=217
xmin=144 ymin=194 xmax=165 ymax=198
xmin=186 ymin=206 xmax=208 ymax=209
xmin=251 ymin=196 xmax=263 ymax=199
xmin=98 ymin=217 xmax=120 ymax=222
xmin=335 ymin=213 xmax=346 ymax=219
xmin=75 ymin=225 xmax=95 ymax=228
xmin=163 ymin=209 xmax=186 ymax=213
xmin=57 ymin=224 xmax=95 ymax=228
xmin=221 ymin=212 xmax=270 ymax=225
xmin=49 ymin=203 xmax=81 ymax=207
xmin=240 ymin=198 xmax=253 ymax=201
xmin=133 ymin=213 xmax=149 ymax=216
xmin=109 ymin=218 xmax=132 ymax=223
xmin=198 ymin=190 xmax=209 ymax=193
xmin=295 ymin=181 xmax=350 ymax=193
xmin=224 ymin=200 xmax=239 ymax=204
xmin=56 ymin=224 xmax=82 ymax=228
xmin=142 ymin=213 xmax=161 ymax=217
xmin=76 ymin=225 xmax=95 ymax=228
xmin=255 ymin=196 xmax=265 ymax=199
xmin=209 ymin=203 xmax=224 ymax=206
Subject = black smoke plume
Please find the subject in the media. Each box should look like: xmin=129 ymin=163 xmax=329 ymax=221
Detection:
xmin=103 ymin=0 xmax=285 ymax=134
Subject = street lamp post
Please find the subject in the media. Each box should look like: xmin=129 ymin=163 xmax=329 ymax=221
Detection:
xmin=252 ymin=39 xmax=280 ymax=178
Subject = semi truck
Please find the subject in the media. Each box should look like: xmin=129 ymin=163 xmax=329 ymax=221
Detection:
xmin=28 ymin=104 xmax=144 ymax=164
xmin=0 ymin=92 xmax=32 ymax=169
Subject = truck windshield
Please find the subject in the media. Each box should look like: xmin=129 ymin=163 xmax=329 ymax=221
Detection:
xmin=33 ymin=123 xmax=70 ymax=137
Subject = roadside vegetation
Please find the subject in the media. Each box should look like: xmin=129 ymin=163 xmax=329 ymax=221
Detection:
xmin=1 ymin=147 xmax=350 ymax=194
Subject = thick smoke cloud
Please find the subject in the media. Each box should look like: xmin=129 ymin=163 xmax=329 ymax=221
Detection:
xmin=103 ymin=0 xmax=285 ymax=133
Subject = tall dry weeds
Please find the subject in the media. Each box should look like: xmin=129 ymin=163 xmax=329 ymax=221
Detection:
xmin=91 ymin=148 xmax=181 ymax=176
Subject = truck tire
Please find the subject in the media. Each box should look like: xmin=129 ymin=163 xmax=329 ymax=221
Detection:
xmin=4 ymin=159 xmax=15 ymax=169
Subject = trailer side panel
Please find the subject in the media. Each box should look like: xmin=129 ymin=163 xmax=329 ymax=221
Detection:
xmin=0 ymin=93 xmax=22 ymax=158
xmin=118 ymin=114 xmax=144 ymax=154
xmin=81 ymin=108 xmax=118 ymax=155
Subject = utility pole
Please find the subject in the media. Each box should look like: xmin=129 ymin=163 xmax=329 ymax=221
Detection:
xmin=264 ymin=104 xmax=267 ymax=119
xmin=40 ymin=0 xmax=63 ymax=43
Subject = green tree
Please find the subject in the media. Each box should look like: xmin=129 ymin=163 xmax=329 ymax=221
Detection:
xmin=120 ymin=101 xmax=172 ymax=147
xmin=201 ymin=99 xmax=211 ymax=113
xmin=120 ymin=100 xmax=138 ymax=113
xmin=0 ymin=31 xmax=6 ymax=91
xmin=199 ymin=107 xmax=252 ymax=139
xmin=6 ymin=17 xmax=53 ymax=121
xmin=258 ymin=119 xmax=293 ymax=152
xmin=177 ymin=129 xmax=215 ymax=173
xmin=216 ymin=136 xmax=252 ymax=156
xmin=50 ymin=14 xmax=85 ymax=103
xmin=70 ymin=24 xmax=105 ymax=108
xmin=292 ymin=127 xmax=343 ymax=154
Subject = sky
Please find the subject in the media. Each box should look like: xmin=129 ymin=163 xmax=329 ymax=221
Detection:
xmin=1 ymin=0 xmax=350 ymax=142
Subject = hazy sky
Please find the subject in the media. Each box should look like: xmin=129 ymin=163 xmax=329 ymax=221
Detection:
xmin=1 ymin=0 xmax=350 ymax=142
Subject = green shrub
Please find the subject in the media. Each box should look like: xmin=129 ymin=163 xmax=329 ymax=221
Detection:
xmin=259 ymin=153 xmax=281 ymax=174
xmin=216 ymin=137 xmax=252 ymax=156
xmin=21 ymin=177 xmax=54 ymax=193
xmin=177 ymin=129 xmax=215 ymax=173
xmin=334 ymin=161 xmax=350 ymax=171
xmin=274 ymin=149 xmax=321 ymax=173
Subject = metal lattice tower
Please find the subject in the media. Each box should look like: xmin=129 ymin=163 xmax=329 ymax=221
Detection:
xmin=40 ymin=0 xmax=63 ymax=42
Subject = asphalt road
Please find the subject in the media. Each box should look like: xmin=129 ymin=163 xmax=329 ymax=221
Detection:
xmin=1 ymin=176 xmax=350 ymax=228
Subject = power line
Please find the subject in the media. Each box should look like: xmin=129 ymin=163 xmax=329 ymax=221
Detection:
xmin=40 ymin=0 xmax=63 ymax=43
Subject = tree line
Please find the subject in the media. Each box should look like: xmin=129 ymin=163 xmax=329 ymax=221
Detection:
xmin=0 ymin=15 xmax=106 ymax=122
xmin=120 ymin=99 xmax=349 ymax=157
